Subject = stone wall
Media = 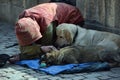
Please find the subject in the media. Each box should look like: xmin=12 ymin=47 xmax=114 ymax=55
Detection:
xmin=76 ymin=0 xmax=120 ymax=28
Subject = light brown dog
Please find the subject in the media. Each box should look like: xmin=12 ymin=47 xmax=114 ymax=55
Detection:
xmin=55 ymin=23 xmax=120 ymax=50
xmin=42 ymin=45 xmax=120 ymax=67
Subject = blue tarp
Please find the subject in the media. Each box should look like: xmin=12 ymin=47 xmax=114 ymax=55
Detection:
xmin=16 ymin=59 xmax=40 ymax=69
xmin=15 ymin=59 xmax=110 ymax=75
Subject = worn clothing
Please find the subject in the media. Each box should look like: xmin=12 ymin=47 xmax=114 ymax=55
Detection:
xmin=15 ymin=17 xmax=42 ymax=46
xmin=16 ymin=3 xmax=84 ymax=46
xmin=19 ymin=22 xmax=57 ymax=60
xmin=19 ymin=44 xmax=42 ymax=60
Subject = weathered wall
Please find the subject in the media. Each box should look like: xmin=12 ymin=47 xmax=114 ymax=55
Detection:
xmin=0 ymin=0 xmax=22 ymax=23
xmin=76 ymin=0 xmax=120 ymax=28
xmin=0 ymin=0 xmax=50 ymax=24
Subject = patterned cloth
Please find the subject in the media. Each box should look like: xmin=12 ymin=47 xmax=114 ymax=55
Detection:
xmin=15 ymin=3 xmax=84 ymax=46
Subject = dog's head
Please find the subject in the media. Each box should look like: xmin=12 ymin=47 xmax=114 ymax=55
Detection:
xmin=40 ymin=50 xmax=59 ymax=65
xmin=40 ymin=46 xmax=81 ymax=65
xmin=55 ymin=23 xmax=78 ymax=48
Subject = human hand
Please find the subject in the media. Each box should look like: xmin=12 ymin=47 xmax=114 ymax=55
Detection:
xmin=40 ymin=46 xmax=58 ymax=53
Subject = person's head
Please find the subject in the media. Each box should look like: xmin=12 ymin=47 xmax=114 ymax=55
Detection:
xmin=15 ymin=17 xmax=42 ymax=46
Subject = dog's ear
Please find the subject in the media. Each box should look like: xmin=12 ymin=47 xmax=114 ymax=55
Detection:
xmin=64 ymin=30 xmax=73 ymax=44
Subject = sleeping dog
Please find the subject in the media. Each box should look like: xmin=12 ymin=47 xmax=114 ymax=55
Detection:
xmin=41 ymin=45 xmax=120 ymax=67
xmin=55 ymin=23 xmax=120 ymax=50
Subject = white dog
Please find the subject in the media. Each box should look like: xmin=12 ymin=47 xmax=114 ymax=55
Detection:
xmin=55 ymin=23 xmax=120 ymax=50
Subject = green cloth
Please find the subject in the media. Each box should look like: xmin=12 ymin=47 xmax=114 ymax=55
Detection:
xmin=39 ymin=21 xmax=56 ymax=45
xmin=19 ymin=44 xmax=42 ymax=60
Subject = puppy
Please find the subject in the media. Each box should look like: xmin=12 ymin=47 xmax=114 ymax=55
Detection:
xmin=55 ymin=23 xmax=120 ymax=50
xmin=41 ymin=45 xmax=120 ymax=67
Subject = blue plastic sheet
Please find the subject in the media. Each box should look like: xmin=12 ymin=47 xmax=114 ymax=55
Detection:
xmin=16 ymin=59 xmax=110 ymax=75
xmin=16 ymin=59 xmax=40 ymax=69
xmin=39 ymin=62 xmax=110 ymax=75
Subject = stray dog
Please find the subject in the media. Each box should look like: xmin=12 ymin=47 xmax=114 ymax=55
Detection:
xmin=41 ymin=45 xmax=120 ymax=67
xmin=55 ymin=23 xmax=120 ymax=50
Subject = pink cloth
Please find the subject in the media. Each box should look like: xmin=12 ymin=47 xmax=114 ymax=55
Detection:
xmin=16 ymin=3 xmax=84 ymax=46
xmin=15 ymin=18 xmax=42 ymax=46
